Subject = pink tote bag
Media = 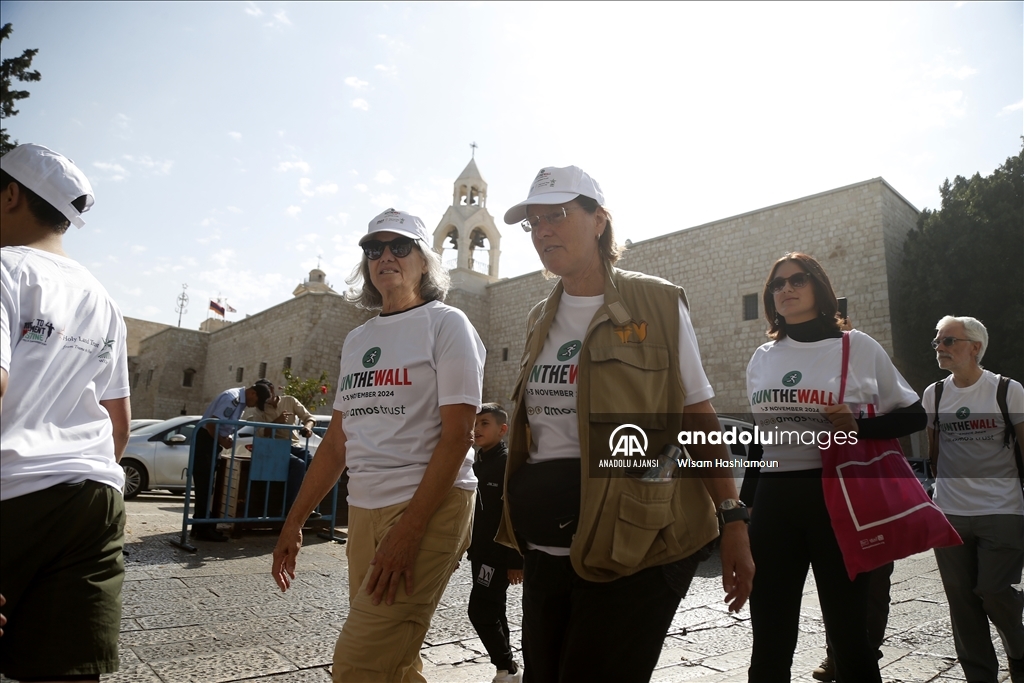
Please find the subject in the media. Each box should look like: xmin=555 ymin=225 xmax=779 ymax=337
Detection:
xmin=820 ymin=332 xmax=961 ymax=580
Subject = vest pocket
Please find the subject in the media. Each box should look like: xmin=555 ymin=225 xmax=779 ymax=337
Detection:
xmin=588 ymin=345 xmax=670 ymax=427
xmin=609 ymin=489 xmax=676 ymax=568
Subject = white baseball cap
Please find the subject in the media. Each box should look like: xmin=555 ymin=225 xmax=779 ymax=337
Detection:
xmin=1 ymin=143 xmax=94 ymax=228
xmin=503 ymin=165 xmax=605 ymax=225
xmin=360 ymin=208 xmax=429 ymax=245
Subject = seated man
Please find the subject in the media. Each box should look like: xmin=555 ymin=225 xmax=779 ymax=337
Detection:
xmin=193 ymin=383 xmax=269 ymax=541
xmin=245 ymin=380 xmax=319 ymax=517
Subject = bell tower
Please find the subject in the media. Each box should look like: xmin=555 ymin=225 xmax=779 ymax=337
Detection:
xmin=434 ymin=155 xmax=501 ymax=285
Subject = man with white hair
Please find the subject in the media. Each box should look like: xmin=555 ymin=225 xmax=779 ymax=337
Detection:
xmin=924 ymin=315 xmax=1024 ymax=683
xmin=0 ymin=144 xmax=130 ymax=681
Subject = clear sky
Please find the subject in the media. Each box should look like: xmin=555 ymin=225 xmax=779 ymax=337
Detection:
xmin=1 ymin=1 xmax=1020 ymax=330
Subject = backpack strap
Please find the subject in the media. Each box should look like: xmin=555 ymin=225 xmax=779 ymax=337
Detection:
xmin=928 ymin=380 xmax=944 ymax=478
xmin=995 ymin=375 xmax=1024 ymax=487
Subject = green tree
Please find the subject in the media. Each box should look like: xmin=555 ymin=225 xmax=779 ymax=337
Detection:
xmin=1 ymin=23 xmax=41 ymax=155
xmin=893 ymin=143 xmax=1024 ymax=391
xmin=281 ymin=368 xmax=332 ymax=412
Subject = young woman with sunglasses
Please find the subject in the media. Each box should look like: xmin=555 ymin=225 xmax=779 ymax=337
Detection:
xmin=271 ymin=209 xmax=486 ymax=682
xmin=744 ymin=252 xmax=926 ymax=683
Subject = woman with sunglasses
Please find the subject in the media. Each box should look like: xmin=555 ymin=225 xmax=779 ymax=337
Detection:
xmin=745 ymin=252 xmax=926 ymax=683
xmin=495 ymin=166 xmax=754 ymax=683
xmin=271 ymin=209 xmax=485 ymax=682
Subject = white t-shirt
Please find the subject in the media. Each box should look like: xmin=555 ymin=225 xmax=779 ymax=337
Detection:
xmin=334 ymin=300 xmax=485 ymax=509
xmin=924 ymin=370 xmax=1024 ymax=516
xmin=1 ymin=246 xmax=129 ymax=500
xmin=526 ymin=295 xmax=714 ymax=464
xmin=746 ymin=330 xmax=919 ymax=472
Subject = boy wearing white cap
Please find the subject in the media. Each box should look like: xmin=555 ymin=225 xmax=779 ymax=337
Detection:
xmin=0 ymin=144 xmax=131 ymax=681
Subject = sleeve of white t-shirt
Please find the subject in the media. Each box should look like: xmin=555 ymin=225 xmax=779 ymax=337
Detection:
xmin=1007 ymin=379 xmax=1024 ymax=426
xmin=99 ymin=315 xmax=131 ymax=401
xmin=0 ymin=259 xmax=16 ymax=374
xmin=857 ymin=331 xmax=919 ymax=413
xmin=677 ymin=298 xmax=715 ymax=406
xmin=434 ymin=308 xmax=485 ymax=408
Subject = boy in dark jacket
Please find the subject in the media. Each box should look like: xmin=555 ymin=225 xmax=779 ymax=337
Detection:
xmin=469 ymin=403 xmax=523 ymax=683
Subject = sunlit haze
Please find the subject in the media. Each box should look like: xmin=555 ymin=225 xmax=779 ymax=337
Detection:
xmin=1 ymin=1 xmax=1020 ymax=328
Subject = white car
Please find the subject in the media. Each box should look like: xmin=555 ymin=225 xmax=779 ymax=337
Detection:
xmin=129 ymin=418 xmax=164 ymax=432
xmin=120 ymin=415 xmax=203 ymax=498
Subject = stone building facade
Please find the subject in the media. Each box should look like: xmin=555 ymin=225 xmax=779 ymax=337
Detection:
xmin=128 ymin=161 xmax=919 ymax=425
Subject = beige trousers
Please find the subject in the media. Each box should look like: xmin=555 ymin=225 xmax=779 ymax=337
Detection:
xmin=333 ymin=487 xmax=474 ymax=682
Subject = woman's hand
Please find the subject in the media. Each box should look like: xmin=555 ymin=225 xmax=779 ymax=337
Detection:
xmin=720 ymin=522 xmax=755 ymax=612
xmin=507 ymin=568 xmax=524 ymax=585
xmin=271 ymin=525 xmax=303 ymax=592
xmin=823 ymin=403 xmax=858 ymax=434
xmin=366 ymin=520 xmax=425 ymax=606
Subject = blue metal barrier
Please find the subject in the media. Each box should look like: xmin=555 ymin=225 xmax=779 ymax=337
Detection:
xmin=170 ymin=418 xmax=345 ymax=552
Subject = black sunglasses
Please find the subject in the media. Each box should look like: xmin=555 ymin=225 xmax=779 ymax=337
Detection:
xmin=362 ymin=236 xmax=416 ymax=260
xmin=768 ymin=272 xmax=811 ymax=294
xmin=930 ymin=336 xmax=972 ymax=349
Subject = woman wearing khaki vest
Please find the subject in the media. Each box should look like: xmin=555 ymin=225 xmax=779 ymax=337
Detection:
xmin=496 ymin=165 xmax=754 ymax=683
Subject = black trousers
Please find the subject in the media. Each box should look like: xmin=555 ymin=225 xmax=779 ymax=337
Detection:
xmin=825 ymin=561 xmax=893 ymax=659
xmin=748 ymin=470 xmax=881 ymax=683
xmin=521 ymin=550 xmax=685 ymax=683
xmin=192 ymin=428 xmax=219 ymax=530
xmin=468 ymin=560 xmax=515 ymax=671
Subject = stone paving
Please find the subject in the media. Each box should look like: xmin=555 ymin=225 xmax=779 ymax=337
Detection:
xmin=8 ymin=493 xmax=1011 ymax=683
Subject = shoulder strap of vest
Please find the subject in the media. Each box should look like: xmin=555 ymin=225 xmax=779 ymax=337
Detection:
xmin=995 ymin=375 xmax=1024 ymax=487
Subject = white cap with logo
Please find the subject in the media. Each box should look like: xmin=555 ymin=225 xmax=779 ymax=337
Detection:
xmin=361 ymin=208 xmax=429 ymax=245
xmin=503 ymin=165 xmax=604 ymax=225
xmin=0 ymin=143 xmax=95 ymax=228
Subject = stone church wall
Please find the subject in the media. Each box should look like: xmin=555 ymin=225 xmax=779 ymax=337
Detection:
xmin=482 ymin=178 xmax=917 ymax=417
xmin=129 ymin=177 xmax=918 ymax=422
xmin=130 ymin=327 xmax=209 ymax=418
xmin=200 ymin=292 xmax=372 ymax=414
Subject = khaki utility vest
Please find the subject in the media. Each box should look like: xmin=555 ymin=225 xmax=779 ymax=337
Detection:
xmin=496 ymin=265 xmax=719 ymax=582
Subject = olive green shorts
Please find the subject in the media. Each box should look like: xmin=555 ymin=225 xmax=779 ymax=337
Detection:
xmin=0 ymin=480 xmax=125 ymax=679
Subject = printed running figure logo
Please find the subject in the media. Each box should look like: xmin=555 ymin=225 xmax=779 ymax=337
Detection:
xmin=613 ymin=321 xmax=648 ymax=343
xmin=782 ymin=370 xmax=802 ymax=387
xmin=362 ymin=347 xmax=382 ymax=368
xmin=955 ymin=406 xmax=970 ymax=419
xmin=557 ymin=340 xmax=581 ymax=362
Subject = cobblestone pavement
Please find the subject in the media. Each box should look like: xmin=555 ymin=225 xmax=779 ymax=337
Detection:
xmin=11 ymin=494 xmax=1010 ymax=683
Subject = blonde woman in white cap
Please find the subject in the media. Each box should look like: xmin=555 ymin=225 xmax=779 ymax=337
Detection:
xmin=1 ymin=144 xmax=131 ymax=681
xmin=271 ymin=209 xmax=486 ymax=682
xmin=495 ymin=166 xmax=755 ymax=682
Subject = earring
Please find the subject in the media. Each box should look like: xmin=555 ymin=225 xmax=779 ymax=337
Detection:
xmin=773 ymin=314 xmax=781 ymax=326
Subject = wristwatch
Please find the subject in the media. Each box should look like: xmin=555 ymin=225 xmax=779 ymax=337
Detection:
xmin=717 ymin=498 xmax=750 ymax=526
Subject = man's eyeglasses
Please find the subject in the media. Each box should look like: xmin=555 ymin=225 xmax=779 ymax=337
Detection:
xmin=931 ymin=336 xmax=973 ymax=350
xmin=768 ymin=272 xmax=812 ymax=294
xmin=521 ymin=207 xmax=580 ymax=233
xmin=362 ymin=236 xmax=416 ymax=260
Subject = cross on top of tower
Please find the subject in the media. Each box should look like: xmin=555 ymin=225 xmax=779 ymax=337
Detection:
xmin=470 ymin=141 xmax=478 ymax=159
